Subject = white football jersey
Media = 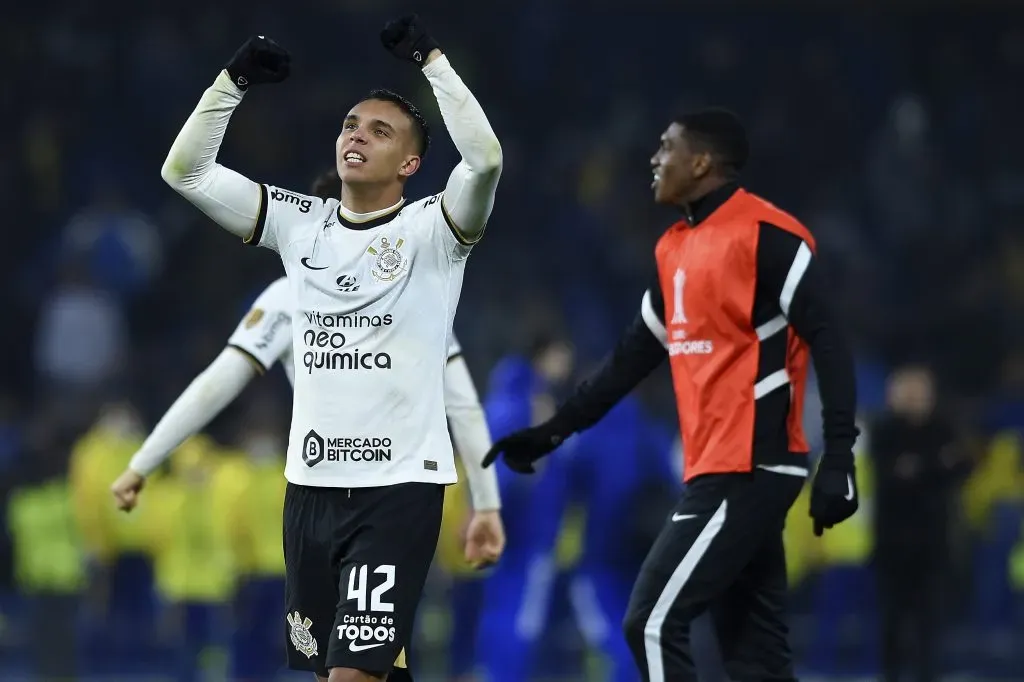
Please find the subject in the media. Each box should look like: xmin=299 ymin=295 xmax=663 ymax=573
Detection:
xmin=248 ymin=186 xmax=474 ymax=488
xmin=227 ymin=275 xmax=464 ymax=392
xmin=227 ymin=277 xmax=296 ymax=385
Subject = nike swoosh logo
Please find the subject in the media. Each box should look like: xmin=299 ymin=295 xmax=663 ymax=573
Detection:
xmin=671 ymin=513 xmax=697 ymax=522
xmin=301 ymin=257 xmax=328 ymax=271
xmin=844 ymin=474 xmax=855 ymax=501
xmin=348 ymin=641 xmax=386 ymax=653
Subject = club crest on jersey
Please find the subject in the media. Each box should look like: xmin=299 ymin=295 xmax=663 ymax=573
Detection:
xmin=367 ymin=237 xmax=406 ymax=282
xmin=287 ymin=611 xmax=318 ymax=659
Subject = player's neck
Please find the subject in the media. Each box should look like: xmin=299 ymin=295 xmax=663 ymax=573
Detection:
xmin=681 ymin=176 xmax=730 ymax=207
xmin=677 ymin=177 xmax=738 ymax=225
xmin=340 ymin=183 xmax=405 ymax=215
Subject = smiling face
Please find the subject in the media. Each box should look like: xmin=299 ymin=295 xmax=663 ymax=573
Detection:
xmin=335 ymin=98 xmax=422 ymax=188
xmin=650 ymin=122 xmax=716 ymax=205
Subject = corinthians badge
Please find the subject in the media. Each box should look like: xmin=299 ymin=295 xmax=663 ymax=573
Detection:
xmin=287 ymin=611 xmax=318 ymax=659
xmin=367 ymin=236 xmax=406 ymax=282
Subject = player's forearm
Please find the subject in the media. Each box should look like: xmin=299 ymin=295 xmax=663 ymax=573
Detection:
xmin=444 ymin=356 xmax=501 ymax=509
xmin=424 ymin=54 xmax=502 ymax=239
xmin=129 ymin=348 xmax=257 ymax=476
xmin=808 ymin=328 xmax=859 ymax=461
xmin=449 ymin=405 xmax=501 ymax=511
xmin=161 ymin=70 xmax=262 ymax=239
xmin=789 ymin=277 xmax=860 ymax=461
xmin=554 ymin=316 xmax=667 ymax=436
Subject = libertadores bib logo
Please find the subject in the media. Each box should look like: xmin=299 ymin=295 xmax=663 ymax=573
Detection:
xmin=302 ymin=429 xmax=326 ymax=467
xmin=287 ymin=611 xmax=318 ymax=658
xmin=367 ymin=237 xmax=406 ymax=282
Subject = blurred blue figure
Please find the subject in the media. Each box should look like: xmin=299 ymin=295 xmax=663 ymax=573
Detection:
xmin=566 ymin=395 xmax=679 ymax=682
xmin=475 ymin=337 xmax=576 ymax=682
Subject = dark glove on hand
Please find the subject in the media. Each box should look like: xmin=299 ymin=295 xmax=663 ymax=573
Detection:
xmin=481 ymin=418 xmax=574 ymax=474
xmin=809 ymin=454 xmax=859 ymax=537
xmin=225 ymin=36 xmax=291 ymax=90
xmin=380 ymin=14 xmax=440 ymax=67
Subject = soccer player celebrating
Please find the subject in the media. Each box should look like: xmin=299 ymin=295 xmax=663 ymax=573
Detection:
xmin=154 ymin=15 xmax=502 ymax=682
xmin=109 ymin=276 xmax=503 ymax=681
xmin=483 ymin=109 xmax=859 ymax=682
xmin=110 ymin=172 xmax=504 ymax=572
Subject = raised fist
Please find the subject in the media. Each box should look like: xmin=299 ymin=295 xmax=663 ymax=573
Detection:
xmin=225 ymin=35 xmax=291 ymax=90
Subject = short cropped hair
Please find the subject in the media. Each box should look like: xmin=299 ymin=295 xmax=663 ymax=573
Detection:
xmin=360 ymin=88 xmax=431 ymax=157
xmin=674 ymin=108 xmax=749 ymax=174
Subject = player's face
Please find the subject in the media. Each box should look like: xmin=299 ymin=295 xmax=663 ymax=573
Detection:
xmin=536 ymin=341 xmax=575 ymax=386
xmin=336 ymin=99 xmax=421 ymax=186
xmin=887 ymin=368 xmax=936 ymax=420
xmin=650 ymin=123 xmax=711 ymax=205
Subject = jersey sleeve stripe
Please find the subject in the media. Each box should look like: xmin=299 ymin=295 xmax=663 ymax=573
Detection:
xmin=227 ymin=343 xmax=269 ymax=374
xmin=755 ymin=314 xmax=787 ymax=341
xmin=243 ymin=183 xmax=269 ymax=246
xmin=641 ymin=290 xmax=668 ymax=347
xmin=753 ymin=368 xmax=790 ymax=400
xmin=440 ymin=197 xmax=483 ymax=246
xmin=779 ymin=242 xmax=811 ymax=317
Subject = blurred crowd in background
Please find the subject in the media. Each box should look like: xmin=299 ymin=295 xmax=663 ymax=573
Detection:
xmin=3 ymin=0 xmax=1024 ymax=680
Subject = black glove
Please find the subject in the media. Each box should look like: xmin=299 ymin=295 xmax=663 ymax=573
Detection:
xmin=380 ymin=14 xmax=440 ymax=67
xmin=481 ymin=418 xmax=574 ymax=474
xmin=809 ymin=454 xmax=859 ymax=537
xmin=225 ymin=35 xmax=291 ymax=91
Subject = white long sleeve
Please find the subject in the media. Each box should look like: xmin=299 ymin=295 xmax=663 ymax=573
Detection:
xmin=128 ymin=348 xmax=258 ymax=476
xmin=444 ymin=355 xmax=500 ymax=510
xmin=160 ymin=70 xmax=263 ymax=240
xmin=423 ymin=55 xmax=502 ymax=243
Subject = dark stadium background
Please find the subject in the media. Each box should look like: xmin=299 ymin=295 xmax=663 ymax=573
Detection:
xmin=1 ymin=0 xmax=1023 ymax=680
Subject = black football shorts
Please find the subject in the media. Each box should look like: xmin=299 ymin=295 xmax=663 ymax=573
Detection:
xmin=283 ymin=481 xmax=443 ymax=677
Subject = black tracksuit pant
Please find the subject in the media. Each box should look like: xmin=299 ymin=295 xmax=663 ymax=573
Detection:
xmin=623 ymin=468 xmax=804 ymax=682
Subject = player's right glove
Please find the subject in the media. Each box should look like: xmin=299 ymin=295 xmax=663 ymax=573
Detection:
xmin=380 ymin=14 xmax=441 ymax=67
xmin=481 ymin=417 xmax=575 ymax=474
xmin=809 ymin=453 xmax=859 ymax=536
xmin=225 ymin=35 xmax=291 ymax=91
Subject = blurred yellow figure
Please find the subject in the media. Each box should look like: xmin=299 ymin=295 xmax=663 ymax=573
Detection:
xmin=147 ymin=434 xmax=238 ymax=604
xmin=7 ymin=476 xmax=86 ymax=678
xmin=68 ymin=402 xmax=152 ymax=563
xmin=963 ymin=430 xmax=1024 ymax=531
xmin=214 ymin=429 xmax=289 ymax=679
xmin=1009 ymin=521 xmax=1024 ymax=590
xmin=782 ymin=484 xmax=818 ymax=587
xmin=9 ymin=480 xmax=85 ymax=595
xmin=143 ymin=434 xmax=241 ymax=679
xmin=67 ymin=402 xmax=164 ymax=671
xmin=221 ymin=436 xmax=286 ymax=580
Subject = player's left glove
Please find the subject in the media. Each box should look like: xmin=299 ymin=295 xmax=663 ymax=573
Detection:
xmin=809 ymin=453 xmax=859 ymax=537
xmin=481 ymin=417 xmax=574 ymax=474
xmin=380 ymin=14 xmax=440 ymax=67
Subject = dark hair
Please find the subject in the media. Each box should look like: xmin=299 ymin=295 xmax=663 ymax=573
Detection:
xmin=674 ymin=108 xmax=749 ymax=175
xmin=360 ymin=88 xmax=431 ymax=157
xmin=310 ymin=168 xmax=341 ymax=200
